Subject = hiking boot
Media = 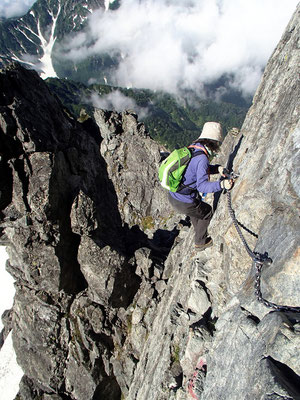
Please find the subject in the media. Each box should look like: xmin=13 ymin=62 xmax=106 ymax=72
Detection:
xmin=195 ymin=237 xmax=213 ymax=251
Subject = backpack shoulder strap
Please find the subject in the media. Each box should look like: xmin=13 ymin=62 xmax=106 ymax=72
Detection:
xmin=176 ymin=144 xmax=208 ymax=194
xmin=188 ymin=144 xmax=209 ymax=158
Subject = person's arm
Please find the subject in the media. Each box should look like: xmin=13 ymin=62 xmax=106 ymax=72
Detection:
xmin=196 ymin=155 xmax=222 ymax=193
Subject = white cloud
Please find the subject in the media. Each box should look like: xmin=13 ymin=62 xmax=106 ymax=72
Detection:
xmin=60 ymin=0 xmax=298 ymax=98
xmin=90 ymin=90 xmax=149 ymax=119
xmin=0 ymin=0 xmax=36 ymax=18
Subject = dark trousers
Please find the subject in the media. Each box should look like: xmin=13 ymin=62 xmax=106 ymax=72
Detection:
xmin=168 ymin=193 xmax=213 ymax=245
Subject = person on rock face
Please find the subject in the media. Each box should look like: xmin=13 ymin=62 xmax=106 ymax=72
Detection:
xmin=168 ymin=122 xmax=233 ymax=251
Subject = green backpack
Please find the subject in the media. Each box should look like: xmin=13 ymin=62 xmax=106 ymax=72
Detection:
xmin=158 ymin=147 xmax=192 ymax=192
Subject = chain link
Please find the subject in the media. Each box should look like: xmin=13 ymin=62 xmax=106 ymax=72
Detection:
xmin=226 ymin=191 xmax=300 ymax=313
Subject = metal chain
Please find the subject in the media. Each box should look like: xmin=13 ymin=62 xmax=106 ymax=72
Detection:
xmin=226 ymin=190 xmax=257 ymax=259
xmin=226 ymin=190 xmax=300 ymax=313
xmin=236 ymin=219 xmax=258 ymax=238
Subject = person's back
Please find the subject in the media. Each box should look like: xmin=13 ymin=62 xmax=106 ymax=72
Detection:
xmin=170 ymin=142 xmax=221 ymax=203
xmin=168 ymin=122 xmax=233 ymax=251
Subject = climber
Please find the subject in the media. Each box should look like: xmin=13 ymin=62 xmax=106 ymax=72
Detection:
xmin=168 ymin=122 xmax=233 ymax=251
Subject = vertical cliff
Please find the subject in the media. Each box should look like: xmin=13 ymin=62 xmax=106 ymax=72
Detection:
xmin=0 ymin=61 xmax=176 ymax=399
xmin=0 ymin=4 xmax=299 ymax=400
xmin=125 ymin=5 xmax=300 ymax=400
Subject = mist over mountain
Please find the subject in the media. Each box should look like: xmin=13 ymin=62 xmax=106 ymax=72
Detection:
xmin=0 ymin=0 xmax=37 ymax=19
xmin=0 ymin=0 xmax=298 ymax=106
xmin=0 ymin=0 xmax=253 ymax=155
xmin=45 ymin=76 xmax=248 ymax=150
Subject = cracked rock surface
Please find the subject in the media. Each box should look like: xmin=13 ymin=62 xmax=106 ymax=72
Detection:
xmin=0 ymin=5 xmax=299 ymax=400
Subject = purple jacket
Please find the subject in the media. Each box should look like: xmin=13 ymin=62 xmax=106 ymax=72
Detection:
xmin=170 ymin=148 xmax=222 ymax=203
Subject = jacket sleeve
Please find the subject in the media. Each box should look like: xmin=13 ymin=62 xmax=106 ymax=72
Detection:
xmin=196 ymin=155 xmax=222 ymax=193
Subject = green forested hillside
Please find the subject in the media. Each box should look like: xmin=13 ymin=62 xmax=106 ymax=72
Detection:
xmin=46 ymin=78 xmax=248 ymax=150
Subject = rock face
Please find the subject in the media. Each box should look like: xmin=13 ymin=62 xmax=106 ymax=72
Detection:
xmin=0 ymin=62 xmax=177 ymax=399
xmin=0 ymin=5 xmax=299 ymax=400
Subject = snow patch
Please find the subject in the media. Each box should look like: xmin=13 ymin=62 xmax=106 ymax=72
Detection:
xmin=37 ymin=3 xmax=62 ymax=79
xmin=105 ymin=0 xmax=115 ymax=11
xmin=82 ymin=4 xmax=92 ymax=13
xmin=0 ymin=247 xmax=15 ymax=330
xmin=0 ymin=248 xmax=21 ymax=399
xmin=10 ymin=53 xmax=36 ymax=68
xmin=17 ymin=26 xmax=36 ymax=45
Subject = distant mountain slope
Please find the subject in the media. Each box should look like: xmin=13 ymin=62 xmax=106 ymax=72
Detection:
xmin=0 ymin=0 xmax=110 ymax=78
xmin=0 ymin=0 xmax=252 ymax=110
xmin=46 ymin=77 xmax=248 ymax=149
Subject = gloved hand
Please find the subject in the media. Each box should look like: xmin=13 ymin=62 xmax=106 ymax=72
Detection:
xmin=220 ymin=179 xmax=234 ymax=191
